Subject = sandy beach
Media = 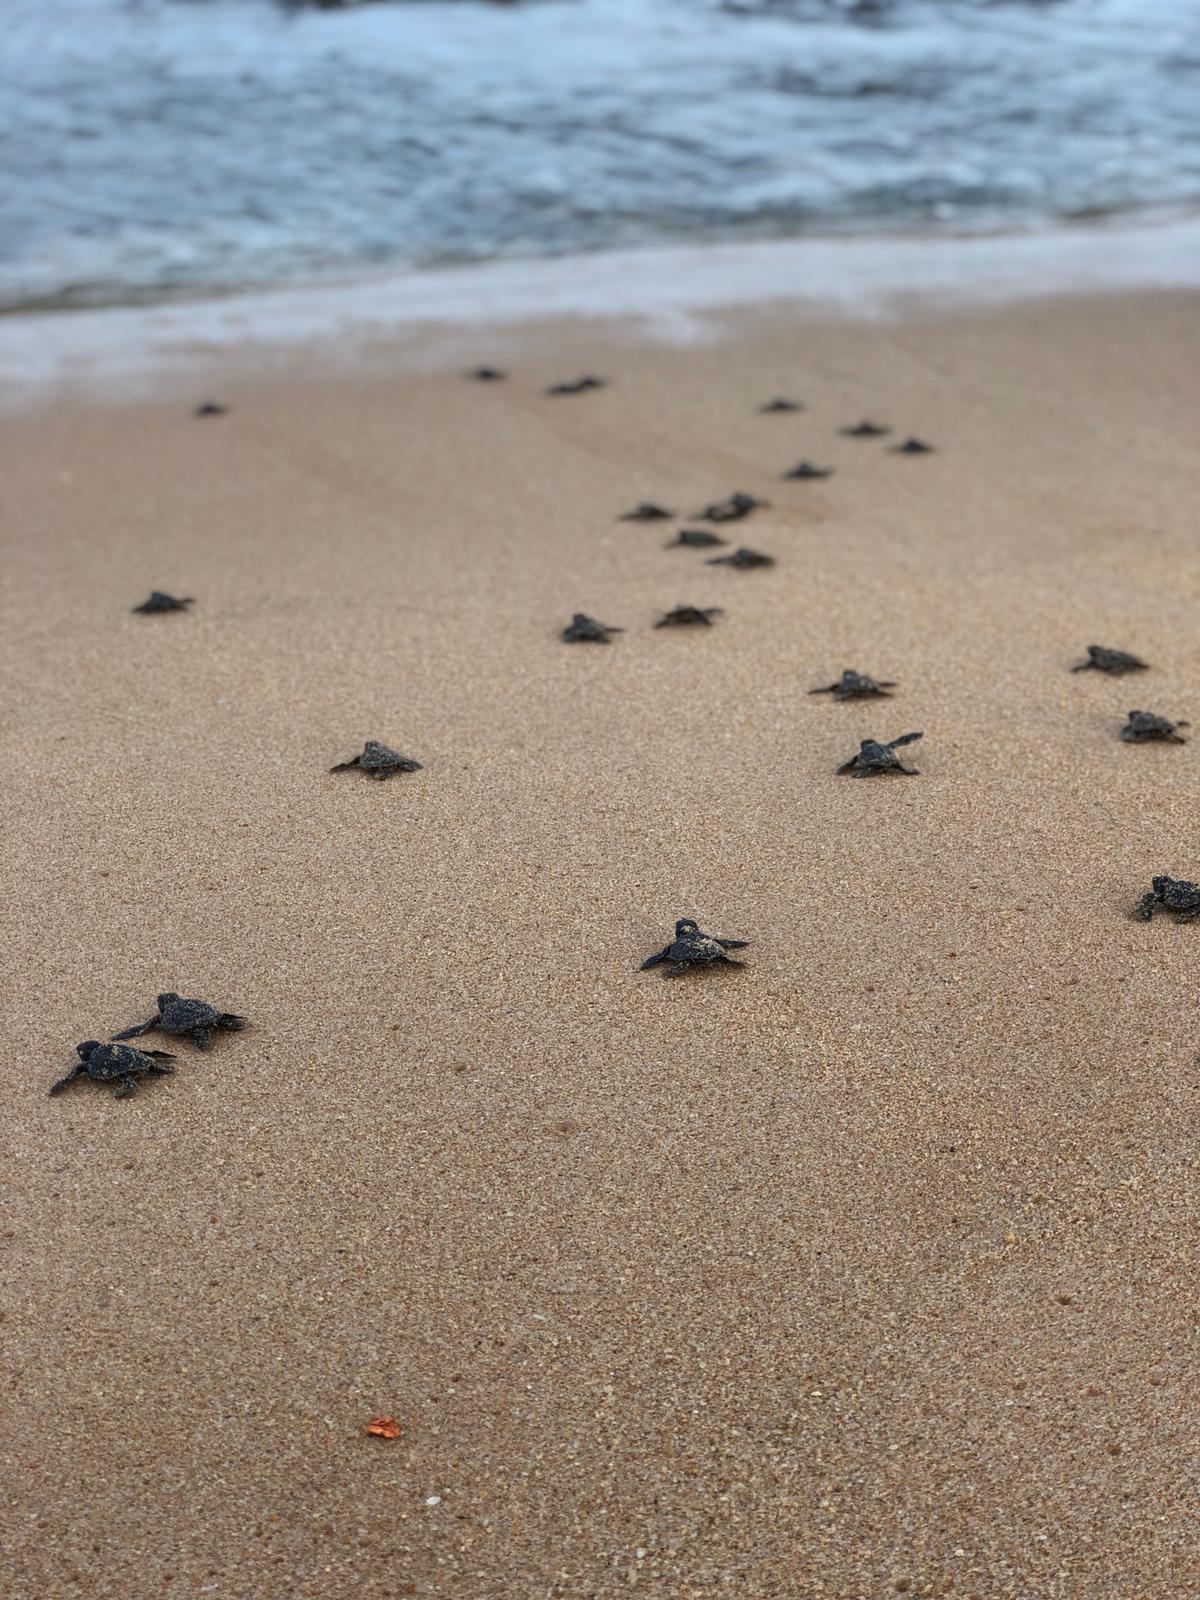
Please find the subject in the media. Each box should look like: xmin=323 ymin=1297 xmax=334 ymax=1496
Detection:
xmin=3 ymin=284 xmax=1199 ymax=1598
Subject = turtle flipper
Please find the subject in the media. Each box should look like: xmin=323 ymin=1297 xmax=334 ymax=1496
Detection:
xmin=216 ymin=1013 xmax=247 ymax=1032
xmin=329 ymin=757 xmax=362 ymax=773
xmin=662 ymin=963 xmax=690 ymax=977
xmin=716 ymin=955 xmax=745 ymax=967
xmin=111 ymin=1017 xmax=159 ymax=1040
xmin=887 ymin=731 xmax=923 ymax=750
xmin=114 ymin=1076 xmax=139 ymax=1098
xmin=640 ymin=948 xmax=669 ymax=970
xmin=48 ymin=1066 xmax=83 ymax=1096
xmin=191 ymin=1027 xmax=213 ymax=1051
xmin=146 ymin=1058 xmax=175 ymax=1076
xmin=715 ymin=938 xmax=749 ymax=950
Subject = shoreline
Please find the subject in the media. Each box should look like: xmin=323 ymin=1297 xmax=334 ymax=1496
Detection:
xmin=2 ymin=212 xmax=1200 ymax=405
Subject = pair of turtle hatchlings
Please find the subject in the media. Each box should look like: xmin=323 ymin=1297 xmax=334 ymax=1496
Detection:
xmin=50 ymin=993 xmax=246 ymax=1100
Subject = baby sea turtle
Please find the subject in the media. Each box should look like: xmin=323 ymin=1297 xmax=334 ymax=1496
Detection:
xmin=49 ymin=1041 xmax=176 ymax=1099
xmin=706 ymin=546 xmax=774 ymax=569
xmin=891 ymin=438 xmax=934 ymax=454
xmin=783 ymin=461 xmax=833 ymax=480
xmin=1135 ymin=876 xmax=1200 ymax=922
xmin=113 ymin=992 xmax=247 ymax=1051
xmin=467 ymin=367 xmax=506 ymax=381
xmin=619 ymin=503 xmax=674 ymax=522
xmin=655 ymin=605 xmax=723 ymax=628
xmin=667 ymin=529 xmax=726 ymax=549
xmin=1072 ymin=645 xmax=1149 ymax=675
xmin=695 ymin=492 xmax=766 ymax=523
xmin=330 ymin=741 xmax=423 ymax=779
xmin=1121 ymin=710 xmax=1188 ymax=744
xmin=563 ymin=613 xmax=623 ymax=643
xmin=546 ymin=375 xmax=607 ymax=396
xmin=840 ymin=421 xmax=891 ymax=438
xmin=760 ymin=398 xmax=803 ymax=413
xmin=194 ymin=401 xmax=227 ymax=417
xmin=837 ymin=731 xmax=923 ymax=777
xmin=133 ymin=591 xmax=193 ymax=613
xmin=810 ymin=669 xmax=896 ymax=701
xmin=640 ymin=918 xmax=749 ymax=977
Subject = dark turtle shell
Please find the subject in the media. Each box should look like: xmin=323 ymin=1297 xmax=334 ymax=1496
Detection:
xmin=85 ymin=1043 xmax=149 ymax=1081
xmin=619 ymin=503 xmax=674 ymax=522
xmin=695 ymin=492 xmax=765 ymax=523
xmin=655 ymin=605 xmax=723 ymax=628
xmin=133 ymin=591 xmax=193 ymax=613
xmin=1072 ymin=645 xmax=1149 ymax=675
xmin=706 ymin=547 xmax=774 ymax=569
xmin=331 ymin=741 xmax=423 ymax=777
xmin=563 ymin=613 xmax=623 ymax=643
xmin=840 ymin=420 xmax=891 ymax=438
xmin=546 ymin=375 xmax=607 ymax=396
xmin=1121 ymin=710 xmax=1187 ymax=744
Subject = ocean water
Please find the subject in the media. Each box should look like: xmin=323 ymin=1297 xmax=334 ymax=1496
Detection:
xmin=3 ymin=0 xmax=1199 ymax=311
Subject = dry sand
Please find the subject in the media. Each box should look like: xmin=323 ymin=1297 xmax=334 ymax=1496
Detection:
xmin=2 ymin=290 xmax=1199 ymax=1599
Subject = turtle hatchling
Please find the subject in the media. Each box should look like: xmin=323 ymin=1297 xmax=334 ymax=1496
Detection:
xmin=667 ymin=529 xmax=726 ymax=549
xmin=563 ymin=613 xmax=623 ymax=643
xmin=1134 ymin=876 xmax=1200 ymax=922
xmin=546 ymin=375 xmax=607 ymax=395
xmin=840 ymin=420 xmax=891 ymax=438
xmin=695 ymin=492 xmax=766 ymax=523
xmin=194 ymin=401 xmax=227 ymax=417
xmin=837 ymin=731 xmax=923 ymax=777
xmin=760 ymin=398 xmax=803 ymax=413
xmin=49 ymin=1041 xmax=176 ymax=1099
xmin=783 ymin=461 xmax=833 ymax=480
xmin=113 ymin=992 xmax=247 ymax=1051
xmin=891 ymin=437 xmax=934 ymax=454
xmin=619 ymin=503 xmax=674 ymax=522
xmin=640 ymin=918 xmax=749 ymax=978
xmin=655 ymin=605 xmax=723 ymax=628
xmin=1072 ymin=645 xmax=1149 ymax=675
xmin=330 ymin=741 xmax=423 ymax=779
xmin=467 ymin=367 xmax=506 ymax=381
xmin=707 ymin=547 xmax=774 ymax=569
xmin=810 ymin=669 xmax=896 ymax=701
xmin=133 ymin=591 xmax=193 ymax=613
xmin=1121 ymin=710 xmax=1188 ymax=744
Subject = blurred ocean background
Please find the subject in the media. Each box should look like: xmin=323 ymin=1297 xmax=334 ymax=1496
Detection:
xmin=3 ymin=0 xmax=1199 ymax=311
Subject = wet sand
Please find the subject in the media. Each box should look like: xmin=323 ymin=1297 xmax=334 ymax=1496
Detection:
xmin=3 ymin=290 xmax=1199 ymax=1598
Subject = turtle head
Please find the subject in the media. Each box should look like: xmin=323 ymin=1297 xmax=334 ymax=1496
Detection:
xmin=77 ymin=1041 xmax=101 ymax=1060
xmin=1151 ymin=876 xmax=1174 ymax=895
xmin=156 ymin=992 xmax=180 ymax=1008
xmin=674 ymin=918 xmax=700 ymax=937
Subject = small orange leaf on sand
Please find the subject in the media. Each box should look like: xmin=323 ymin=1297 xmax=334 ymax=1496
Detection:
xmin=366 ymin=1416 xmax=400 ymax=1439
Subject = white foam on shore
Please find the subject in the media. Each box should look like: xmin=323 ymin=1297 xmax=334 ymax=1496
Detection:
xmin=3 ymin=216 xmax=1198 ymax=406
